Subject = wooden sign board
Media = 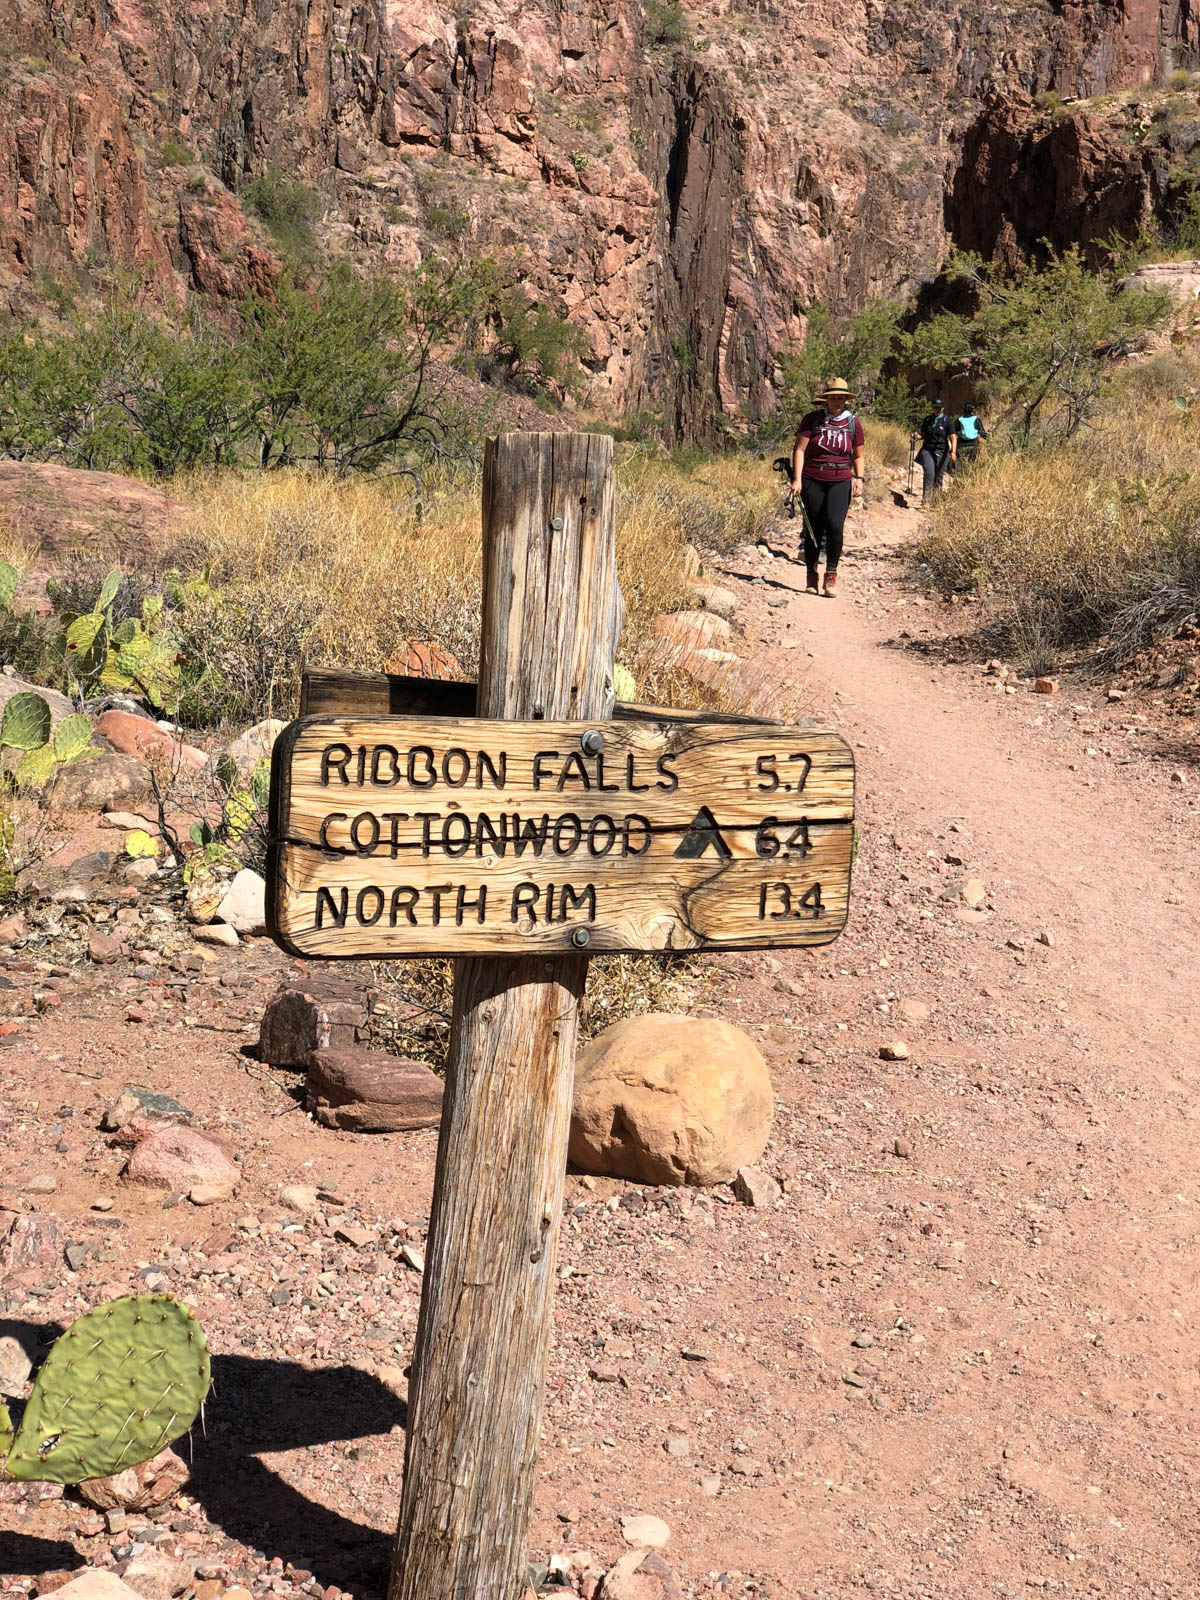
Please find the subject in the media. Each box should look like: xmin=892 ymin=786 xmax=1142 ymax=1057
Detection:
xmin=267 ymin=714 xmax=854 ymax=957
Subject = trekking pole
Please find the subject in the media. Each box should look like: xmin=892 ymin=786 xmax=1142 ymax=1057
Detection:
xmin=907 ymin=437 xmax=916 ymax=497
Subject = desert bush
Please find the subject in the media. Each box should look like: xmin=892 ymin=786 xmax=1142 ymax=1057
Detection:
xmin=918 ymin=363 xmax=1200 ymax=666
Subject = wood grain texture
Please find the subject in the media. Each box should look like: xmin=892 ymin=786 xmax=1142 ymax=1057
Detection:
xmin=388 ymin=433 xmax=620 ymax=1600
xmin=267 ymin=713 xmax=854 ymax=955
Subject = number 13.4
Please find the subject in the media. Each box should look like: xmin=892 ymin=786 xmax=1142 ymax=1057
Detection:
xmin=757 ymin=882 xmax=824 ymax=920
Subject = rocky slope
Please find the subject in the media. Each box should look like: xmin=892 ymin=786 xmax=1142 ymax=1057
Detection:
xmin=3 ymin=0 xmax=1200 ymax=437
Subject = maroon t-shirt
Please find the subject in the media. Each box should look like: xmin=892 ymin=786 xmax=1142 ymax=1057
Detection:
xmin=798 ymin=410 xmax=865 ymax=483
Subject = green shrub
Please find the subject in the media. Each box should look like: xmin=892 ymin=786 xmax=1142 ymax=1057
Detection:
xmin=158 ymin=136 xmax=194 ymax=167
xmin=243 ymin=165 xmax=319 ymax=256
xmin=1168 ymin=68 xmax=1192 ymax=92
xmin=644 ymin=0 xmax=689 ymax=45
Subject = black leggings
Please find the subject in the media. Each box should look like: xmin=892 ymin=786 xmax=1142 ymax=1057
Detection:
xmin=800 ymin=477 xmax=852 ymax=572
xmin=917 ymin=447 xmax=949 ymax=494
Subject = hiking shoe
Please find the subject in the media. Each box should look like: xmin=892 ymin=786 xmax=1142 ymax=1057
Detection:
xmin=805 ymin=566 xmax=820 ymax=593
xmin=823 ymin=570 xmax=838 ymax=597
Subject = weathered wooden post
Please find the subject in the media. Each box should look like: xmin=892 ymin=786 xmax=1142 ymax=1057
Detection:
xmin=266 ymin=430 xmax=856 ymax=1600
xmin=389 ymin=433 xmax=621 ymax=1600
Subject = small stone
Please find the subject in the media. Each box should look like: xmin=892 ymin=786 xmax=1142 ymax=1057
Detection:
xmin=400 ymin=1244 xmax=425 ymax=1273
xmin=843 ymin=1372 xmax=868 ymax=1388
xmin=1107 ymin=688 xmax=1125 ymax=702
xmin=25 ymin=1173 xmax=57 ymax=1195
xmin=99 ymin=811 xmax=153 ymax=831
xmin=0 ymin=1332 xmax=33 ymax=1392
xmin=1169 ymin=769 xmax=1187 ymax=787
xmin=187 ymin=1180 xmax=235 ymax=1206
xmin=1007 ymin=937 xmax=1028 ymax=952
xmin=731 ymin=1166 xmax=781 ymax=1209
xmin=851 ymin=1332 xmax=875 ymax=1348
xmin=88 ymin=931 xmax=126 ymax=965
xmin=279 ymin=1183 xmax=320 ymax=1213
xmin=664 ymin=1438 xmax=690 ymax=1458
xmin=1033 ymin=677 xmax=1058 ymax=694
xmin=193 ymin=922 xmax=239 ymax=947
xmin=214 ymin=868 xmax=267 ymax=936
xmin=898 ymin=999 xmax=929 ymax=1022
xmin=880 ymin=1040 xmax=909 ymax=1061
xmin=1036 ymin=930 xmax=1055 ymax=947
xmin=105 ymin=1510 xmax=128 ymax=1534
xmin=92 ymin=1196 xmax=116 ymax=1211
xmin=893 ymin=1137 xmax=913 ymax=1159
xmin=699 ymin=1475 xmax=722 ymax=1497
xmin=619 ymin=1514 xmax=671 ymax=1549
xmin=334 ymin=1224 xmax=374 ymax=1247
xmin=961 ymin=878 xmax=987 ymax=910
xmin=101 ymin=1086 xmax=193 ymax=1132
xmin=64 ymin=1242 xmax=89 ymax=1271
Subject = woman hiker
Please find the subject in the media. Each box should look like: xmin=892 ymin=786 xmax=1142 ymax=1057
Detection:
xmin=955 ymin=403 xmax=987 ymax=467
xmin=790 ymin=376 xmax=865 ymax=597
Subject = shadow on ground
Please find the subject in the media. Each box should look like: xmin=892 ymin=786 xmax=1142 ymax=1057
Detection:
xmin=2 ymin=1324 xmax=406 ymax=1593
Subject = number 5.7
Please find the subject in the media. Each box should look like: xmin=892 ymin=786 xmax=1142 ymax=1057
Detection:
xmin=755 ymin=753 xmax=812 ymax=792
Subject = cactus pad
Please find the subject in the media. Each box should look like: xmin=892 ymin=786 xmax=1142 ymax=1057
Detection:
xmin=0 ymin=691 xmax=51 ymax=752
xmin=0 ymin=1398 xmax=12 ymax=1463
xmin=53 ymin=714 xmax=95 ymax=764
xmin=5 ymin=1295 xmax=210 ymax=1483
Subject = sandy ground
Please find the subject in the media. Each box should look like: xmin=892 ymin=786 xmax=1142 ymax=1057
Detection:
xmin=2 ymin=482 xmax=1199 ymax=1599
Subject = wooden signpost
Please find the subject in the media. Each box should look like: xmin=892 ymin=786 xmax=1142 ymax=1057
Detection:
xmin=265 ymin=432 xmax=855 ymax=1600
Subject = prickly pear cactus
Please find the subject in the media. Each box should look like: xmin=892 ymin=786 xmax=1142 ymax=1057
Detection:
xmin=0 ymin=1399 xmax=12 ymax=1461
xmin=3 ymin=1295 xmax=210 ymax=1484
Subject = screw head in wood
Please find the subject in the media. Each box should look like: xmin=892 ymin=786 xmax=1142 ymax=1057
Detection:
xmin=571 ymin=927 xmax=591 ymax=947
xmin=550 ymin=515 xmax=564 ymax=531
xmin=580 ymin=729 xmax=605 ymax=755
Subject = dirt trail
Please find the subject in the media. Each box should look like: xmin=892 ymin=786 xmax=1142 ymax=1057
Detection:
xmin=700 ymin=485 xmax=1200 ymax=1594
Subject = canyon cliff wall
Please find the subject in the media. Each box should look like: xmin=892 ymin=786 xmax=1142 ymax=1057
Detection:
xmin=2 ymin=0 xmax=1199 ymax=437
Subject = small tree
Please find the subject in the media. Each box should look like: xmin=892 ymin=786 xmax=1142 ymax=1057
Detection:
xmin=902 ymin=246 xmax=1173 ymax=441
xmin=778 ymin=298 xmax=906 ymax=426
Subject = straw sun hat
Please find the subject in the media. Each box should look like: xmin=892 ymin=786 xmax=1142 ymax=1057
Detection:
xmin=814 ymin=376 xmax=855 ymax=407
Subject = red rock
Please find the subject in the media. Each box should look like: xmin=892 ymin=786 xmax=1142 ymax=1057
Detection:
xmin=122 ymin=1124 xmax=239 ymax=1192
xmin=1033 ymin=677 xmax=1059 ymax=694
xmin=259 ymin=978 xmax=373 ymax=1067
xmin=0 ymin=911 xmax=26 ymax=944
xmin=0 ymin=1020 xmax=22 ymax=1036
xmin=96 ymin=712 xmax=207 ymax=774
xmin=88 ymin=931 xmax=127 ymax=965
xmin=0 ymin=1210 xmax=60 ymax=1275
xmin=306 ymin=1047 xmax=444 ymax=1133
xmin=78 ymin=1448 xmax=191 ymax=1512
xmin=384 ymin=640 xmax=463 ymax=680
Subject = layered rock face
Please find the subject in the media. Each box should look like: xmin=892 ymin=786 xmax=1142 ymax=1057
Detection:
xmin=2 ymin=0 xmax=1198 ymax=436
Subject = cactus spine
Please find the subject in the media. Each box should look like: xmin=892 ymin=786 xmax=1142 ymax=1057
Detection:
xmin=1 ymin=1295 xmax=211 ymax=1485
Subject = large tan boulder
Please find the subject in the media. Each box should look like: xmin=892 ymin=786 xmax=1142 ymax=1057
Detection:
xmin=569 ymin=1014 xmax=773 ymax=1187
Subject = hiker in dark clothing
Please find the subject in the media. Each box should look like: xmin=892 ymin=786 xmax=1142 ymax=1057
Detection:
xmin=956 ymin=404 xmax=988 ymax=467
xmin=791 ymin=376 xmax=865 ymax=597
xmin=911 ymin=400 xmax=957 ymax=504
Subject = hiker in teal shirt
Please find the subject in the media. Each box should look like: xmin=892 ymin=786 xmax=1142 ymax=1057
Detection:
xmin=956 ymin=404 xmax=987 ymax=467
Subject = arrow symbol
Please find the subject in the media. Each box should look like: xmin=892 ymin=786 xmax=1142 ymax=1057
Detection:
xmin=673 ymin=806 xmax=733 ymax=860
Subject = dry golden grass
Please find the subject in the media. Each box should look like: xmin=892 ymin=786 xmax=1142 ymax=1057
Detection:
xmin=173 ymin=451 xmax=777 ymax=720
xmin=918 ymin=355 xmax=1200 ymax=668
xmin=865 ymin=418 xmax=911 ymax=470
